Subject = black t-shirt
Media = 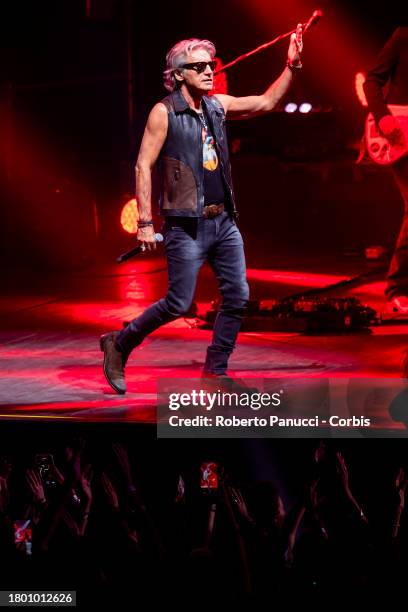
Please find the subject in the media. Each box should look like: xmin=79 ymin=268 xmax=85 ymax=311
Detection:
xmin=198 ymin=109 xmax=227 ymax=205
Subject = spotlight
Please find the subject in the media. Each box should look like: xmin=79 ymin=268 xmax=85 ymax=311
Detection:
xmin=284 ymin=102 xmax=298 ymax=113
xmin=299 ymin=102 xmax=312 ymax=113
xmin=120 ymin=198 xmax=139 ymax=234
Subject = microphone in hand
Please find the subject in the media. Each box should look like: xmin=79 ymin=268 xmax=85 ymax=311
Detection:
xmin=303 ymin=9 xmax=323 ymax=34
xmin=117 ymin=233 xmax=164 ymax=263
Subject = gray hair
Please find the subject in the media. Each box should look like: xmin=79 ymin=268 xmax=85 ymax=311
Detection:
xmin=163 ymin=38 xmax=216 ymax=92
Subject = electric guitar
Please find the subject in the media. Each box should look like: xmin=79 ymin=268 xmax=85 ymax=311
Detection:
xmin=365 ymin=105 xmax=408 ymax=165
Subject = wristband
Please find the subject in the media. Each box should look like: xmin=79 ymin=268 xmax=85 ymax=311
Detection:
xmin=287 ymin=60 xmax=302 ymax=71
xmin=138 ymin=220 xmax=153 ymax=228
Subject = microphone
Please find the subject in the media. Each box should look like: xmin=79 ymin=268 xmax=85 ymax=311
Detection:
xmin=303 ymin=9 xmax=323 ymax=34
xmin=116 ymin=233 xmax=164 ymax=263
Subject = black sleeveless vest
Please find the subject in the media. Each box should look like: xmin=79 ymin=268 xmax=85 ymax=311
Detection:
xmin=158 ymin=89 xmax=237 ymax=218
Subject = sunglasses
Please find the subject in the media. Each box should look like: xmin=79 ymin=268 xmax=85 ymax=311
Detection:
xmin=180 ymin=61 xmax=217 ymax=74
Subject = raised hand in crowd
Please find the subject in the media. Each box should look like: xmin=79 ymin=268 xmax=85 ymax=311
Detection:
xmin=80 ymin=464 xmax=93 ymax=504
xmin=314 ymin=440 xmax=326 ymax=465
xmin=0 ymin=456 xmax=12 ymax=516
xmin=48 ymin=454 xmax=64 ymax=486
xmin=25 ymin=469 xmax=46 ymax=505
xmin=392 ymin=467 xmax=407 ymax=539
xmin=174 ymin=474 xmax=186 ymax=505
xmin=112 ymin=443 xmax=133 ymax=487
xmin=0 ymin=477 xmax=9 ymax=516
xmin=395 ymin=467 xmax=407 ymax=508
xmin=228 ymin=485 xmax=254 ymax=526
xmin=25 ymin=468 xmax=48 ymax=524
xmin=77 ymin=464 xmax=93 ymax=536
xmin=336 ymin=450 xmax=350 ymax=491
xmin=99 ymin=470 xmax=146 ymax=553
xmin=36 ymin=439 xmax=92 ymax=550
xmin=336 ymin=451 xmax=368 ymax=524
xmin=305 ymin=477 xmax=328 ymax=540
xmin=100 ymin=472 xmax=120 ymax=511
xmin=220 ymin=474 xmax=252 ymax=593
xmin=111 ymin=443 xmax=146 ymax=513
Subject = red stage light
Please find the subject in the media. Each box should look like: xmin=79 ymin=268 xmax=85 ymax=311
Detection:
xmin=210 ymin=57 xmax=229 ymax=95
xmin=120 ymin=198 xmax=139 ymax=233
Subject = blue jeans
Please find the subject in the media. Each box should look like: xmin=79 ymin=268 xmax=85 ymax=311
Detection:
xmin=116 ymin=212 xmax=249 ymax=374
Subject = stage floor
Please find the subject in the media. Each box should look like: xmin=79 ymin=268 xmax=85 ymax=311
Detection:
xmin=1 ymin=254 xmax=407 ymax=426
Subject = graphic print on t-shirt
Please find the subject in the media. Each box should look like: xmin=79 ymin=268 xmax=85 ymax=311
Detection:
xmin=199 ymin=111 xmax=226 ymax=205
xmin=201 ymin=126 xmax=219 ymax=171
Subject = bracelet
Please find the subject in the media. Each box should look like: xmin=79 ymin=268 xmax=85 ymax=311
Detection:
xmin=287 ymin=60 xmax=303 ymax=71
xmin=138 ymin=220 xmax=153 ymax=228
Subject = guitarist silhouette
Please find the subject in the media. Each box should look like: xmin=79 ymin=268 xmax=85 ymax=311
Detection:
xmin=364 ymin=27 xmax=408 ymax=315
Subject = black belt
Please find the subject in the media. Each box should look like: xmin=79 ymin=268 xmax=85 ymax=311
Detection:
xmin=203 ymin=203 xmax=225 ymax=219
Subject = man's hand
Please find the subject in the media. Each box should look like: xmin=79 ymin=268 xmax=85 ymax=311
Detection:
xmin=137 ymin=225 xmax=157 ymax=251
xmin=379 ymin=115 xmax=405 ymax=145
xmin=287 ymin=23 xmax=303 ymax=66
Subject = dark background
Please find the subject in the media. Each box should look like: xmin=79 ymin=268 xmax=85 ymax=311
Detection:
xmin=0 ymin=1 xmax=407 ymax=268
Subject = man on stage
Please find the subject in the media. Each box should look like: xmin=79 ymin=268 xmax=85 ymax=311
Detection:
xmin=364 ymin=27 xmax=408 ymax=314
xmin=101 ymin=31 xmax=303 ymax=394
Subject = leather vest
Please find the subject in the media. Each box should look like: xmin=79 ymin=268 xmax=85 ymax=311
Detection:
xmin=158 ymin=88 xmax=237 ymax=217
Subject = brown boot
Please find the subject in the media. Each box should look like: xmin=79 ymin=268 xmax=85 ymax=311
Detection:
xmin=100 ymin=332 xmax=127 ymax=394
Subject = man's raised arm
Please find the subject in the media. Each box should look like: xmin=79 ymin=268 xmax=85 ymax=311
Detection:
xmin=215 ymin=26 xmax=303 ymax=119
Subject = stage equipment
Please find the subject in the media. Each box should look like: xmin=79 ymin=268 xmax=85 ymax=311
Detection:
xmin=364 ymin=105 xmax=408 ymax=166
xmin=202 ymin=297 xmax=377 ymax=333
